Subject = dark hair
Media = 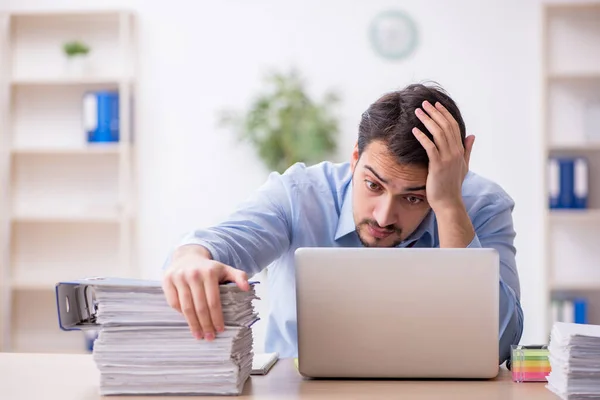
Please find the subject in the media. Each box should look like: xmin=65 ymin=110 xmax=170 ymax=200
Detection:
xmin=357 ymin=83 xmax=466 ymax=167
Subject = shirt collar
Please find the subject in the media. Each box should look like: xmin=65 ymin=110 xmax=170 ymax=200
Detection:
xmin=404 ymin=209 xmax=436 ymax=247
xmin=334 ymin=182 xmax=356 ymax=241
xmin=334 ymin=181 xmax=436 ymax=247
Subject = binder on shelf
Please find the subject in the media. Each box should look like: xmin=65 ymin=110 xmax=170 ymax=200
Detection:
xmin=548 ymin=157 xmax=560 ymax=209
xmin=573 ymin=158 xmax=589 ymax=209
xmin=548 ymin=156 xmax=589 ymax=209
xmin=83 ymin=91 xmax=120 ymax=143
xmin=550 ymin=297 xmax=588 ymax=326
xmin=574 ymin=298 xmax=588 ymax=325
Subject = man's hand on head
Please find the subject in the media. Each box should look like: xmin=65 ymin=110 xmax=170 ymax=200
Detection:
xmin=411 ymin=100 xmax=475 ymax=213
xmin=412 ymin=100 xmax=476 ymax=247
xmin=162 ymin=245 xmax=250 ymax=341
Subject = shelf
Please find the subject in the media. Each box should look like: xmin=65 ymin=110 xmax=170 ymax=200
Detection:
xmin=547 ymin=78 xmax=600 ymax=146
xmin=549 ymin=209 xmax=600 ymax=222
xmin=546 ymin=2 xmax=600 ymax=11
xmin=0 ymin=8 xmax=136 ymax=355
xmin=11 ymin=144 xmax=121 ymax=155
xmin=548 ymin=72 xmax=600 ymax=82
xmin=11 ymin=76 xmax=124 ymax=86
xmin=10 ymin=278 xmax=57 ymax=291
xmin=11 ymin=289 xmax=89 ymax=354
xmin=10 ymin=223 xmax=121 ymax=286
xmin=8 ymin=9 xmax=129 ymax=18
xmin=11 ymin=211 xmax=121 ymax=224
xmin=548 ymin=143 xmax=600 ymax=152
xmin=551 ymin=282 xmax=600 ymax=291
xmin=12 ymin=155 xmax=120 ymax=212
xmin=546 ymin=4 xmax=600 ymax=75
xmin=543 ymin=1 xmax=600 ymax=339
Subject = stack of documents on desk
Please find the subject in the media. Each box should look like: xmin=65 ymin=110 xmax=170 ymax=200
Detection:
xmin=91 ymin=281 xmax=259 ymax=396
xmin=546 ymin=322 xmax=600 ymax=400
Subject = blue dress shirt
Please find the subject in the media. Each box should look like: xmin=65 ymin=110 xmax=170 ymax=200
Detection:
xmin=171 ymin=161 xmax=524 ymax=364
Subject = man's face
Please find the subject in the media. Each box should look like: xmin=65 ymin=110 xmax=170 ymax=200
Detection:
xmin=351 ymin=140 xmax=431 ymax=248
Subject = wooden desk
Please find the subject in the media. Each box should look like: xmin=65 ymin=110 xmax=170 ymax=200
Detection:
xmin=0 ymin=353 xmax=558 ymax=399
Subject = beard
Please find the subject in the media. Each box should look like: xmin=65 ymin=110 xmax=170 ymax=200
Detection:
xmin=355 ymin=219 xmax=403 ymax=248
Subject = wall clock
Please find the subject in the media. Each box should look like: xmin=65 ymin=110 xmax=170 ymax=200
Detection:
xmin=369 ymin=10 xmax=419 ymax=61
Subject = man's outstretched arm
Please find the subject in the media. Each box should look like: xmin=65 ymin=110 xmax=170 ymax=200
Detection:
xmin=164 ymin=170 xmax=294 ymax=275
xmin=162 ymin=170 xmax=295 ymax=341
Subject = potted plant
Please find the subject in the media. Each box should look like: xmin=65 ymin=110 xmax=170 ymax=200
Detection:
xmin=219 ymin=69 xmax=341 ymax=173
xmin=62 ymin=40 xmax=91 ymax=76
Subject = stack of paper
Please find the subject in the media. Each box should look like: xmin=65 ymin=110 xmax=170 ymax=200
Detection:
xmin=91 ymin=281 xmax=259 ymax=396
xmin=546 ymin=322 xmax=600 ymax=400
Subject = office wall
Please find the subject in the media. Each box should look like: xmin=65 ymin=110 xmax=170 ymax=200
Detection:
xmin=3 ymin=0 xmax=546 ymax=346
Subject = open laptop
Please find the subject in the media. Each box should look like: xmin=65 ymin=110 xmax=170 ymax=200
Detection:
xmin=294 ymin=247 xmax=500 ymax=379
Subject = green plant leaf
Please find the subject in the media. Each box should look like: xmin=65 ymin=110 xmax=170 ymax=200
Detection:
xmin=219 ymin=69 xmax=341 ymax=173
xmin=63 ymin=40 xmax=90 ymax=57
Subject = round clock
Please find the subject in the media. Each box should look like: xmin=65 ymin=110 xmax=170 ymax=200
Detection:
xmin=369 ymin=10 xmax=419 ymax=61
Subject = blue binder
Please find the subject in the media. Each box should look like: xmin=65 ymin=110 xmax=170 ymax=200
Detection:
xmin=549 ymin=157 xmax=589 ymax=209
xmin=548 ymin=158 xmax=560 ymax=209
xmin=559 ymin=158 xmax=574 ymax=209
xmin=573 ymin=157 xmax=589 ymax=209
xmin=83 ymin=91 xmax=120 ymax=143
xmin=574 ymin=298 xmax=588 ymax=324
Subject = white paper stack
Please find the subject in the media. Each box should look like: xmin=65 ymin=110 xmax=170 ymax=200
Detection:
xmin=546 ymin=322 xmax=600 ymax=400
xmin=91 ymin=282 xmax=259 ymax=396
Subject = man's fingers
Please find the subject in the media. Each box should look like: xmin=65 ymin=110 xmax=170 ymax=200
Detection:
xmin=189 ymin=277 xmax=216 ymax=340
xmin=225 ymin=266 xmax=249 ymax=292
xmin=175 ymin=279 xmax=203 ymax=339
xmin=434 ymin=101 xmax=462 ymax=150
xmin=464 ymin=135 xmax=476 ymax=167
xmin=162 ymin=276 xmax=181 ymax=312
xmin=421 ymin=101 xmax=460 ymax=154
xmin=204 ymin=270 xmax=225 ymax=333
xmin=415 ymin=105 xmax=449 ymax=154
xmin=412 ymin=127 xmax=439 ymax=162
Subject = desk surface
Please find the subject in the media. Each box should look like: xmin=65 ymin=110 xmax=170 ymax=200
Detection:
xmin=0 ymin=353 xmax=557 ymax=399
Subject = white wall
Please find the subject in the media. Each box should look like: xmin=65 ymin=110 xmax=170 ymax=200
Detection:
xmin=4 ymin=0 xmax=547 ymax=346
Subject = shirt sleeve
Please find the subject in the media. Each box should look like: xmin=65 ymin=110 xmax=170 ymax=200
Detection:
xmin=165 ymin=171 xmax=294 ymax=276
xmin=466 ymin=194 xmax=524 ymax=365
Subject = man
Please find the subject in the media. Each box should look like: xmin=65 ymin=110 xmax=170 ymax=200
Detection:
xmin=162 ymin=83 xmax=524 ymax=364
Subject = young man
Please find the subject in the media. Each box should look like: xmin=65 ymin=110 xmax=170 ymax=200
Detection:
xmin=162 ymin=83 xmax=524 ymax=364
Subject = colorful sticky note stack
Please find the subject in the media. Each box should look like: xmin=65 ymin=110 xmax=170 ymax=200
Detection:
xmin=511 ymin=345 xmax=551 ymax=382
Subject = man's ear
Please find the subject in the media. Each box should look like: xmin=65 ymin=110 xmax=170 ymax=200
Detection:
xmin=351 ymin=142 xmax=360 ymax=173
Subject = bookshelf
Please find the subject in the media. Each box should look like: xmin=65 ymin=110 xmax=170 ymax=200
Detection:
xmin=542 ymin=2 xmax=600 ymax=334
xmin=0 ymin=10 xmax=138 ymax=353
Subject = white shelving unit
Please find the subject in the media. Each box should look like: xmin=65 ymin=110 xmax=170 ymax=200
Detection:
xmin=542 ymin=2 xmax=600 ymax=334
xmin=0 ymin=10 xmax=138 ymax=353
